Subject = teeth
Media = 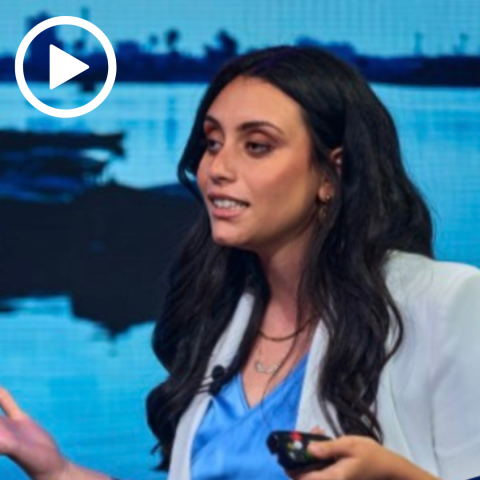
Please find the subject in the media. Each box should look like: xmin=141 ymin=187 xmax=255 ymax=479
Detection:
xmin=213 ymin=198 xmax=248 ymax=209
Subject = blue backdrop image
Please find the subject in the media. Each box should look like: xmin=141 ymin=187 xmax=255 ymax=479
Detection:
xmin=0 ymin=1 xmax=479 ymax=479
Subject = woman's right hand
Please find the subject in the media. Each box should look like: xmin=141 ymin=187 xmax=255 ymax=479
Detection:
xmin=0 ymin=386 xmax=69 ymax=480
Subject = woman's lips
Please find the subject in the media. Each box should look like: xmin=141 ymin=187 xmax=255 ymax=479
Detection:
xmin=211 ymin=203 xmax=248 ymax=219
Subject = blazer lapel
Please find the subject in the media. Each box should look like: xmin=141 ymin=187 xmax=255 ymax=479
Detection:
xmin=296 ymin=295 xmax=412 ymax=459
xmin=167 ymin=292 xmax=256 ymax=480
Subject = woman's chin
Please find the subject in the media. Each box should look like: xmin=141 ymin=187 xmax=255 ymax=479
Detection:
xmin=211 ymin=231 xmax=247 ymax=249
xmin=212 ymin=235 xmax=239 ymax=247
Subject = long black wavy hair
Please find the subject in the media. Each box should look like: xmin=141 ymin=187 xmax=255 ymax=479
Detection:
xmin=146 ymin=45 xmax=434 ymax=470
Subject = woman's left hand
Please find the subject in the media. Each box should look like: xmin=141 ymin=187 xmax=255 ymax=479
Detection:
xmin=286 ymin=429 xmax=438 ymax=480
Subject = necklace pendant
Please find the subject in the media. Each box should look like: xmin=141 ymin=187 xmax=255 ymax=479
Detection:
xmin=254 ymin=360 xmax=280 ymax=375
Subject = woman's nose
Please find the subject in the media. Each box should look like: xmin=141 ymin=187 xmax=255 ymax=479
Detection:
xmin=208 ymin=146 xmax=235 ymax=180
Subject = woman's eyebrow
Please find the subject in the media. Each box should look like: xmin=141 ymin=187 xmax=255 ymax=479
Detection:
xmin=204 ymin=114 xmax=285 ymax=136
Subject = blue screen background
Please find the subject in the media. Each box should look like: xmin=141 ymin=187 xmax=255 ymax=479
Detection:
xmin=0 ymin=1 xmax=479 ymax=479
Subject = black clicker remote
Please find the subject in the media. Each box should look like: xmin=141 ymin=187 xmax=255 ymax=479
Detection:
xmin=267 ymin=430 xmax=336 ymax=474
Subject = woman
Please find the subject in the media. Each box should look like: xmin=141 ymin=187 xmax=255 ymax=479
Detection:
xmin=1 ymin=45 xmax=480 ymax=480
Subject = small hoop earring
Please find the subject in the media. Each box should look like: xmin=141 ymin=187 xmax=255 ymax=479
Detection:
xmin=318 ymin=195 xmax=333 ymax=221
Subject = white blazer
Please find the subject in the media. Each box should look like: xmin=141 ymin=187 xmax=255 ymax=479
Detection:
xmin=167 ymin=250 xmax=480 ymax=480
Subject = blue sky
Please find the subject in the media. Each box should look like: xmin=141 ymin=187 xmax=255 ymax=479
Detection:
xmin=0 ymin=0 xmax=479 ymax=57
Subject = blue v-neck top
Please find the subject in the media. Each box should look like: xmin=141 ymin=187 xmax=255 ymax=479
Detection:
xmin=191 ymin=353 xmax=309 ymax=480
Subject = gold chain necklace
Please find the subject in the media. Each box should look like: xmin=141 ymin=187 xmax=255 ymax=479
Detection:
xmin=254 ymin=345 xmax=282 ymax=375
xmin=254 ymin=326 xmax=305 ymax=375
xmin=258 ymin=320 xmax=310 ymax=342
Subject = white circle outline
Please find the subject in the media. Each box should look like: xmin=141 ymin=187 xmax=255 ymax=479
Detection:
xmin=15 ymin=16 xmax=117 ymax=118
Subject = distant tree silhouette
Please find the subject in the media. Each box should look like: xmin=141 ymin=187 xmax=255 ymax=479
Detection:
xmin=215 ymin=29 xmax=238 ymax=57
xmin=165 ymin=29 xmax=180 ymax=53
xmin=73 ymin=39 xmax=86 ymax=56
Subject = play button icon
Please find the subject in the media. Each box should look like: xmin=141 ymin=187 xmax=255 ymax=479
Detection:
xmin=50 ymin=45 xmax=89 ymax=90
xmin=15 ymin=16 xmax=116 ymax=118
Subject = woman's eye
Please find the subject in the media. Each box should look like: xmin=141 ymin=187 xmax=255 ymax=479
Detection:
xmin=205 ymin=138 xmax=221 ymax=152
xmin=246 ymin=142 xmax=272 ymax=155
xmin=202 ymin=137 xmax=272 ymax=156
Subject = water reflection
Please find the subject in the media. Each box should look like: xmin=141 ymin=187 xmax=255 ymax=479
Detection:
xmin=1 ymin=82 xmax=479 ymax=479
xmin=0 ymin=296 xmax=167 ymax=480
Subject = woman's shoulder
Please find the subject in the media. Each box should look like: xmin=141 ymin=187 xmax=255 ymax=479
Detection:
xmin=382 ymin=249 xmax=480 ymax=312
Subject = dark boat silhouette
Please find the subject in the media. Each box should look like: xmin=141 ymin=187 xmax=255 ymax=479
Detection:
xmin=69 ymin=181 xmax=200 ymax=336
xmin=0 ymin=179 xmax=200 ymax=332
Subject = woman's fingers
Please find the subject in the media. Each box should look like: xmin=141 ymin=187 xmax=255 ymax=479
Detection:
xmin=310 ymin=425 xmax=326 ymax=435
xmin=0 ymin=387 xmax=25 ymax=420
xmin=308 ymin=435 xmax=364 ymax=461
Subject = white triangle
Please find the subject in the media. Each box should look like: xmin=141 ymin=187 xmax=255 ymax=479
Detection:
xmin=49 ymin=45 xmax=89 ymax=90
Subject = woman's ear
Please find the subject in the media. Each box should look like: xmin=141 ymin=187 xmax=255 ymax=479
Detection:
xmin=329 ymin=146 xmax=343 ymax=177
xmin=316 ymin=147 xmax=343 ymax=204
